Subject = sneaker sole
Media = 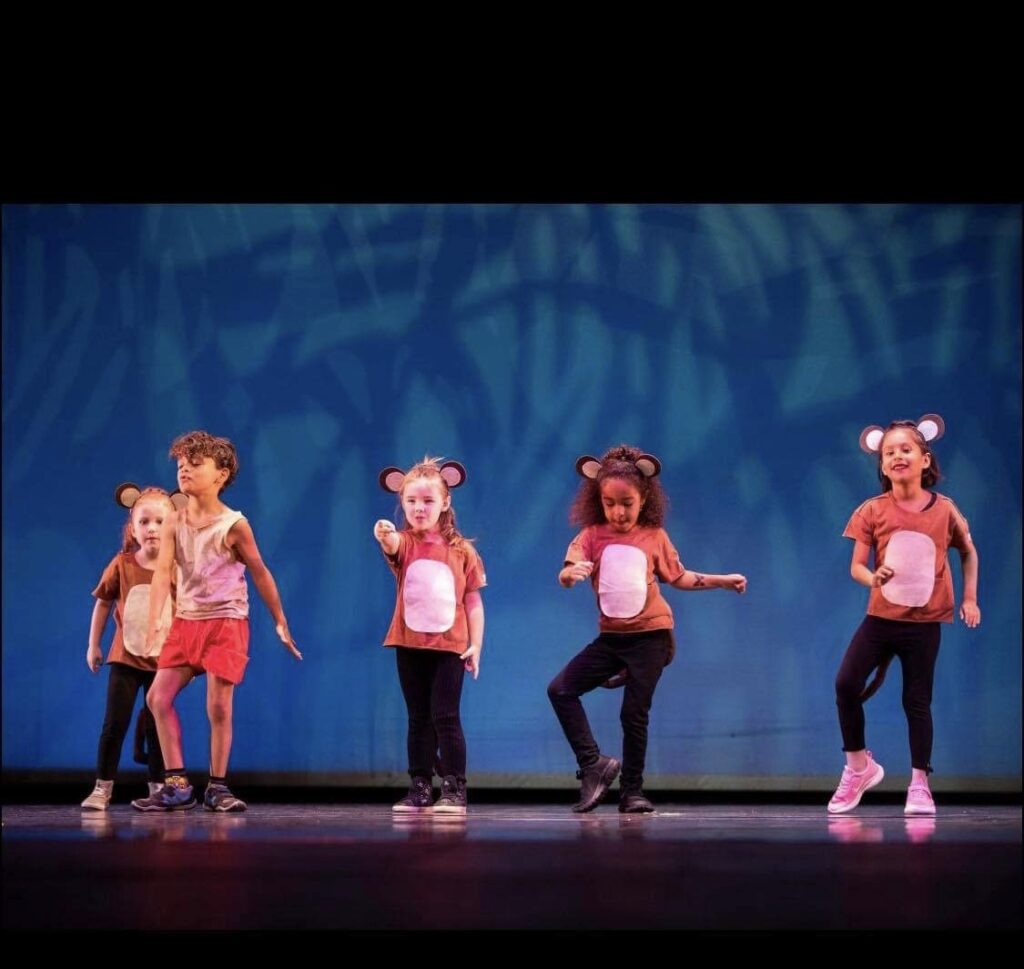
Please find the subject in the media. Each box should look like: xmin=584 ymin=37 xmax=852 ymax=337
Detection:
xmin=392 ymin=805 xmax=433 ymax=813
xmin=827 ymin=764 xmax=885 ymax=814
xmin=573 ymin=758 xmax=622 ymax=813
xmin=433 ymin=805 xmax=467 ymax=814
xmin=80 ymin=802 xmax=110 ymax=811
xmin=904 ymin=802 xmax=936 ymax=816
xmin=132 ymin=799 xmax=197 ymax=812
xmin=204 ymin=803 xmax=247 ymax=813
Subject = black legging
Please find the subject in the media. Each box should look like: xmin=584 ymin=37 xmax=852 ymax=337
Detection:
xmin=96 ymin=662 xmax=164 ymax=782
xmin=395 ymin=647 xmax=467 ymax=783
xmin=547 ymin=629 xmax=672 ymax=792
xmin=835 ymin=615 xmax=941 ymax=772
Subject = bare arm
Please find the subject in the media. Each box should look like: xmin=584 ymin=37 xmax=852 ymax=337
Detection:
xmin=460 ymin=590 xmax=485 ymax=680
xmin=850 ymin=540 xmax=893 ymax=589
xmin=959 ymin=539 xmax=981 ymax=627
xmin=373 ymin=519 xmax=400 ymax=556
xmin=145 ymin=512 xmax=177 ymax=651
xmin=560 ymin=560 xmax=593 ymax=588
xmin=86 ymin=599 xmax=114 ymax=673
xmin=228 ymin=519 xmax=302 ymax=660
xmin=671 ymin=570 xmax=747 ymax=593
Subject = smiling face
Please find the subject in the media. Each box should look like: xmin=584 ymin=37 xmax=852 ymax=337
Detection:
xmin=880 ymin=427 xmax=931 ymax=488
xmin=401 ymin=476 xmax=450 ymax=535
xmin=600 ymin=476 xmax=645 ymax=533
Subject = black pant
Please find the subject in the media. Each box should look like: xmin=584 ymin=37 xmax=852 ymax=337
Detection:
xmin=96 ymin=662 xmax=164 ymax=782
xmin=395 ymin=647 xmax=467 ymax=783
xmin=547 ymin=629 xmax=672 ymax=792
xmin=835 ymin=615 xmax=941 ymax=772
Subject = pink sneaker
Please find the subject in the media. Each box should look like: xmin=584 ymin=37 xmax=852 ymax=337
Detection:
xmin=827 ymin=752 xmax=885 ymax=813
xmin=904 ymin=785 xmax=936 ymax=816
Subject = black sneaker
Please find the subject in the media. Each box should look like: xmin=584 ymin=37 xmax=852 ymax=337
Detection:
xmin=618 ymin=789 xmax=655 ymax=813
xmin=433 ymin=775 xmax=467 ymax=814
xmin=573 ymin=755 xmax=620 ymax=813
xmin=393 ymin=777 xmax=434 ymax=813
xmin=204 ymin=783 xmax=247 ymax=812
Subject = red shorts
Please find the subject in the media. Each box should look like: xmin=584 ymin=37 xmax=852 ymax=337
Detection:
xmin=158 ymin=617 xmax=250 ymax=685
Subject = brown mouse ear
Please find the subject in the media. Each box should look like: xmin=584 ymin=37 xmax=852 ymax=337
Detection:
xmin=635 ymin=453 xmax=662 ymax=477
xmin=168 ymin=489 xmax=188 ymax=512
xmin=439 ymin=461 xmax=467 ymax=489
xmin=115 ymin=482 xmax=142 ymax=509
xmin=379 ymin=467 xmax=407 ymax=493
xmin=575 ymin=456 xmax=602 ymax=479
xmin=859 ymin=426 xmax=885 ymax=454
xmin=917 ymin=414 xmax=945 ymax=443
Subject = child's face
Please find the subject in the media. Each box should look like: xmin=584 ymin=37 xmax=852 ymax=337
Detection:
xmin=600 ymin=477 xmax=644 ymax=533
xmin=880 ymin=428 xmax=931 ymax=486
xmin=132 ymin=498 xmax=171 ymax=558
xmin=401 ymin=478 xmax=450 ymax=534
xmin=176 ymin=455 xmax=228 ymax=497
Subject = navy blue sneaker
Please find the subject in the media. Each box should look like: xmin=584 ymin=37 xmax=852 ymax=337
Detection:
xmin=131 ymin=777 xmax=196 ymax=812
xmin=204 ymin=783 xmax=247 ymax=812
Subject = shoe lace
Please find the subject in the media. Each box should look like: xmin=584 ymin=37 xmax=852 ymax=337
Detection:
xmin=834 ymin=767 xmax=856 ymax=798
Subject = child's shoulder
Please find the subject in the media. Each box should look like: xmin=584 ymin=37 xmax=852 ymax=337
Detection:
xmin=852 ymin=494 xmax=888 ymax=516
xmin=932 ymin=492 xmax=969 ymax=519
xmin=452 ymin=538 xmax=482 ymax=564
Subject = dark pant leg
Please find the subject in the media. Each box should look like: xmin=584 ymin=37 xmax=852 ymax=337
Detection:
xmin=547 ymin=635 xmax=625 ymax=770
xmin=96 ymin=663 xmax=143 ymax=780
xmin=835 ymin=616 xmax=894 ymax=753
xmin=893 ymin=623 xmax=941 ymax=772
xmin=396 ymin=647 xmax=437 ymax=780
xmin=615 ymin=630 xmax=672 ymax=791
xmin=429 ymin=652 xmax=467 ymax=781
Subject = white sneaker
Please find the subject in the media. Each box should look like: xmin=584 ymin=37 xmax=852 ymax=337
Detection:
xmin=81 ymin=779 xmax=113 ymax=811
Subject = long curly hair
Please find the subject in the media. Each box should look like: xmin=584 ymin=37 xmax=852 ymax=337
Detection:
xmin=876 ymin=420 xmax=943 ymax=492
xmin=569 ymin=444 xmax=668 ymax=527
xmin=398 ymin=457 xmax=475 ymax=552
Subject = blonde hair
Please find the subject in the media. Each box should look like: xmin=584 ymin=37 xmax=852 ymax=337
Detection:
xmin=399 ymin=456 xmax=475 ymax=552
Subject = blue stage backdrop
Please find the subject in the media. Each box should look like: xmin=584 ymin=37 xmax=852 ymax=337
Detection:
xmin=2 ymin=204 xmax=1020 ymax=789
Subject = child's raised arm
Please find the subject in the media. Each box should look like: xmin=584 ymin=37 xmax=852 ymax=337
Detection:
xmin=671 ymin=569 xmax=747 ymax=593
xmin=559 ymin=560 xmax=593 ymax=588
xmin=374 ymin=519 xmax=400 ymax=556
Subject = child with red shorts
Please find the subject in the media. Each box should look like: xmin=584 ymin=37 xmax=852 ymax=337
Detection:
xmin=131 ymin=431 xmax=302 ymax=812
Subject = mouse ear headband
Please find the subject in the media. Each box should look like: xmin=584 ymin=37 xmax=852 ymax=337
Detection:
xmin=378 ymin=460 xmax=468 ymax=493
xmin=114 ymin=482 xmax=188 ymax=512
xmin=858 ymin=414 xmax=944 ymax=453
xmin=575 ymin=453 xmax=662 ymax=479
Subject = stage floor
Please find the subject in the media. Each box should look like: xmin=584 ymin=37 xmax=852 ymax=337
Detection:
xmin=4 ymin=803 xmax=1020 ymax=930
